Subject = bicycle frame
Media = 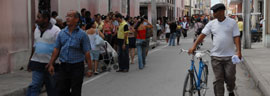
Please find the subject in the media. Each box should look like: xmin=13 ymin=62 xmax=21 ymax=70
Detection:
xmin=189 ymin=56 xmax=205 ymax=90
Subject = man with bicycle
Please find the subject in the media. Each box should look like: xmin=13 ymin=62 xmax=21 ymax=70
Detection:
xmin=189 ymin=3 xmax=242 ymax=96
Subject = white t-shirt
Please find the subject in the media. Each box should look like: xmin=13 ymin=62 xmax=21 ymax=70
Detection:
xmin=165 ymin=24 xmax=170 ymax=33
xmin=202 ymin=17 xmax=240 ymax=57
xmin=31 ymin=25 xmax=61 ymax=63
xmin=181 ymin=22 xmax=189 ymax=29
xmin=50 ymin=18 xmax=56 ymax=25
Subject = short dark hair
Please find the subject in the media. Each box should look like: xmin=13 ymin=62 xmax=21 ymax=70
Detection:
xmin=238 ymin=17 xmax=243 ymax=21
xmin=74 ymin=11 xmax=81 ymax=18
xmin=51 ymin=11 xmax=58 ymax=17
xmin=85 ymin=21 xmax=94 ymax=30
xmin=85 ymin=11 xmax=91 ymax=17
xmin=115 ymin=13 xmax=123 ymax=19
xmin=39 ymin=10 xmax=51 ymax=22
xmin=94 ymin=14 xmax=101 ymax=17
xmin=81 ymin=8 xmax=86 ymax=14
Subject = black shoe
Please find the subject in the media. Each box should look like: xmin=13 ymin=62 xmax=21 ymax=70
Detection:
xmin=94 ymin=71 xmax=99 ymax=75
xmin=229 ymin=92 xmax=235 ymax=96
xmin=122 ymin=69 xmax=129 ymax=72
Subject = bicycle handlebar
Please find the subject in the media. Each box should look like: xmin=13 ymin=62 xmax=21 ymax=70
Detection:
xmin=179 ymin=49 xmax=210 ymax=55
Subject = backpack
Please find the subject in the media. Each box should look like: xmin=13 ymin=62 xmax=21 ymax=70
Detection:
xmin=196 ymin=23 xmax=203 ymax=35
xmin=145 ymin=28 xmax=153 ymax=38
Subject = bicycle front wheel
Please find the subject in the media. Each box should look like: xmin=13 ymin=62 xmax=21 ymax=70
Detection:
xmin=183 ymin=72 xmax=196 ymax=96
xmin=199 ymin=65 xmax=209 ymax=96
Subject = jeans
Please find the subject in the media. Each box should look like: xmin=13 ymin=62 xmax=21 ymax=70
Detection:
xmin=56 ymin=62 xmax=85 ymax=96
xmin=169 ymin=33 xmax=176 ymax=46
xmin=117 ymin=39 xmax=130 ymax=70
xmin=26 ymin=71 xmax=57 ymax=96
xmin=136 ymin=39 xmax=146 ymax=69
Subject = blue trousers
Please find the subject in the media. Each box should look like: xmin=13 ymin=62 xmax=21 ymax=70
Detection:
xmin=136 ymin=39 xmax=146 ymax=69
xmin=169 ymin=33 xmax=176 ymax=46
xmin=26 ymin=70 xmax=57 ymax=96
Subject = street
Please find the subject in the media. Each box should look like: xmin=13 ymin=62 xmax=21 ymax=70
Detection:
xmin=82 ymin=29 xmax=215 ymax=96
xmin=1 ymin=0 xmax=270 ymax=96
xmin=79 ymin=29 xmax=263 ymax=96
xmin=37 ymin=29 xmax=263 ymax=96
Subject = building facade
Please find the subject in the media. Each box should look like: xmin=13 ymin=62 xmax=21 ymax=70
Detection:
xmin=228 ymin=0 xmax=270 ymax=48
xmin=140 ymin=0 xmax=185 ymax=21
xmin=0 ymin=0 xmax=140 ymax=74
xmin=184 ymin=0 xmax=210 ymax=16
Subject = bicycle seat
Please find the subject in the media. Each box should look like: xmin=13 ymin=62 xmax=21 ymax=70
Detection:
xmin=195 ymin=52 xmax=206 ymax=58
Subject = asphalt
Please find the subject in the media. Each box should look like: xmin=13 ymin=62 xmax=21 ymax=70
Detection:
xmin=0 ymin=28 xmax=266 ymax=96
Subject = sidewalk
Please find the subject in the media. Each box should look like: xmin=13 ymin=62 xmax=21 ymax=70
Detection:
xmin=0 ymin=40 xmax=160 ymax=96
xmin=242 ymin=42 xmax=270 ymax=96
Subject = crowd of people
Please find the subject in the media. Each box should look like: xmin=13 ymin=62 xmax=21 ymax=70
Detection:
xmin=25 ymin=5 xmax=218 ymax=96
xmin=156 ymin=14 xmax=209 ymax=46
xmin=26 ymin=8 xmax=157 ymax=96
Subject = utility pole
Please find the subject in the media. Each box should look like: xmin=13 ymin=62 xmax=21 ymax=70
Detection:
xmin=127 ymin=0 xmax=130 ymax=16
xmin=151 ymin=0 xmax=157 ymax=42
xmin=189 ymin=0 xmax=192 ymax=17
xmin=243 ymin=0 xmax=252 ymax=48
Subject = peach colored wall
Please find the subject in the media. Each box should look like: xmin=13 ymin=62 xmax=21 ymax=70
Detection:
xmin=51 ymin=0 xmax=59 ymax=12
xmin=130 ymin=0 xmax=140 ymax=17
xmin=0 ymin=0 xmax=141 ymax=74
xmin=59 ymin=0 xmax=79 ymax=19
xmin=54 ymin=0 xmax=139 ymax=20
xmin=0 ymin=0 xmax=13 ymax=74
xmin=111 ymin=0 xmax=122 ymax=13
xmin=0 ymin=0 xmax=30 ymax=74
xmin=98 ymin=0 xmax=109 ymax=15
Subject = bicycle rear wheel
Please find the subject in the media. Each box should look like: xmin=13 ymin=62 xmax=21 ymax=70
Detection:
xmin=199 ymin=65 xmax=208 ymax=96
xmin=183 ymin=72 xmax=196 ymax=96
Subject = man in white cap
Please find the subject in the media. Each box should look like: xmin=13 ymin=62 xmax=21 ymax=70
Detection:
xmin=189 ymin=3 xmax=241 ymax=96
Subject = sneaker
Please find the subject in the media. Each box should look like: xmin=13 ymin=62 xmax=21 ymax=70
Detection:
xmin=229 ymin=92 xmax=235 ymax=96
xmin=94 ymin=71 xmax=99 ymax=75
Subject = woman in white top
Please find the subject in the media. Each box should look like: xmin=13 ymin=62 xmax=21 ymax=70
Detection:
xmin=165 ymin=22 xmax=170 ymax=43
xmin=86 ymin=22 xmax=105 ymax=75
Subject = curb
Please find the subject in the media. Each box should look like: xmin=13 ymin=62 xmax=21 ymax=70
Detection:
xmin=242 ymin=57 xmax=270 ymax=96
xmin=1 ymin=41 xmax=161 ymax=96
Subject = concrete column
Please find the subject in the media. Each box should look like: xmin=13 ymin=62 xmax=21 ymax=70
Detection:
xmin=58 ymin=0 xmax=61 ymax=17
xmin=243 ymin=0 xmax=251 ymax=49
xmin=151 ymin=0 xmax=157 ymax=42
xmin=251 ymin=0 xmax=258 ymax=29
xmin=263 ymin=0 xmax=270 ymax=47
xmin=148 ymin=4 xmax=152 ymax=22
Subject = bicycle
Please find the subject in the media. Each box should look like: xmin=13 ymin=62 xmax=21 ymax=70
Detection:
xmin=180 ymin=49 xmax=210 ymax=96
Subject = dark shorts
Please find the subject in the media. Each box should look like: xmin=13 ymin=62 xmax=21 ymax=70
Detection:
xmin=129 ymin=37 xmax=136 ymax=48
xmin=145 ymin=38 xmax=150 ymax=50
xmin=112 ymin=35 xmax=118 ymax=45
xmin=166 ymin=33 xmax=171 ymax=39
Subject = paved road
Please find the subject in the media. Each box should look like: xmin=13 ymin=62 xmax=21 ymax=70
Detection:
xmin=81 ymin=29 xmax=216 ymax=96
xmin=39 ymin=28 xmax=262 ymax=96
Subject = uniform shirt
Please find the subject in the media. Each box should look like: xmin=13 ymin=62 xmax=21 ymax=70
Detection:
xmin=202 ymin=17 xmax=240 ymax=57
xmin=117 ymin=20 xmax=129 ymax=44
xmin=237 ymin=21 xmax=243 ymax=31
xmin=31 ymin=24 xmax=60 ymax=63
xmin=55 ymin=26 xmax=90 ymax=63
